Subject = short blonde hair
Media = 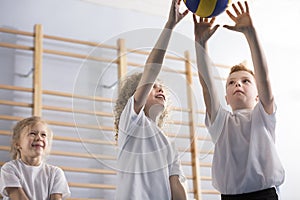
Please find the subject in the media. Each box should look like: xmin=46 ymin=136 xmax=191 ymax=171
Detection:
xmin=11 ymin=116 xmax=53 ymax=160
xmin=113 ymin=72 xmax=170 ymax=141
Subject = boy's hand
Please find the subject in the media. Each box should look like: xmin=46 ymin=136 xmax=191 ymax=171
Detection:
xmin=193 ymin=15 xmax=219 ymax=46
xmin=224 ymin=1 xmax=254 ymax=33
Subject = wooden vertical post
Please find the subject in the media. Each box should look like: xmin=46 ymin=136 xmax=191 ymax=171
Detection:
xmin=184 ymin=50 xmax=202 ymax=200
xmin=32 ymin=24 xmax=43 ymax=117
xmin=117 ymin=39 xmax=127 ymax=92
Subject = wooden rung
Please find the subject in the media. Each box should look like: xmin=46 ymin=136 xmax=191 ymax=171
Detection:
xmin=181 ymin=161 xmax=212 ymax=168
xmin=166 ymin=133 xmax=189 ymax=139
xmin=0 ymin=146 xmax=116 ymax=160
xmin=128 ymin=48 xmax=185 ymax=61
xmin=0 ymin=131 xmax=116 ymax=146
xmin=67 ymin=198 xmax=105 ymax=200
xmin=44 ymin=34 xmax=116 ymax=50
xmin=166 ymin=133 xmax=212 ymax=142
xmin=43 ymin=105 xmax=113 ymax=117
xmin=0 ymin=115 xmax=114 ymax=131
xmin=0 ymin=130 xmax=10 ymax=135
xmin=0 ymin=27 xmax=33 ymax=36
xmin=0 ymin=146 xmax=9 ymax=151
xmin=0 ymin=115 xmax=23 ymax=122
xmin=44 ymin=49 xmax=116 ymax=63
xmin=0 ymin=100 xmax=32 ymax=108
xmin=68 ymin=182 xmax=115 ymax=190
xmin=0 ymin=42 xmax=33 ymax=51
xmin=177 ymin=147 xmax=214 ymax=155
xmin=53 ymin=135 xmax=116 ymax=146
xmin=115 ymin=60 xmax=188 ymax=75
xmin=0 ymin=84 xmax=32 ymax=92
xmin=171 ymin=107 xmax=191 ymax=112
xmin=46 ymin=120 xmax=113 ymax=131
xmin=43 ymin=90 xmax=114 ymax=103
xmin=61 ymin=166 xmax=116 ymax=175
xmin=0 ymin=161 xmax=116 ymax=176
xmin=166 ymin=120 xmax=190 ymax=126
xmin=196 ymin=123 xmax=206 ymax=128
xmin=50 ymin=150 xmax=116 ymax=160
xmin=201 ymin=176 xmax=212 ymax=181
xmin=201 ymin=189 xmax=220 ymax=195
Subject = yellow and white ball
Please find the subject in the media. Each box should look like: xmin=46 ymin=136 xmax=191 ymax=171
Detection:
xmin=183 ymin=0 xmax=231 ymax=17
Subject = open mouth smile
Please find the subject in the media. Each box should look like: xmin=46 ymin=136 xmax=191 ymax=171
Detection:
xmin=155 ymin=94 xmax=165 ymax=101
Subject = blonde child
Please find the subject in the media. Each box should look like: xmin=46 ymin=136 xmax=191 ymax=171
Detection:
xmin=193 ymin=1 xmax=284 ymax=199
xmin=0 ymin=116 xmax=70 ymax=200
xmin=113 ymin=0 xmax=188 ymax=199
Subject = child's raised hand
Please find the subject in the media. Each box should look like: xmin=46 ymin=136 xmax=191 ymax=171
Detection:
xmin=167 ymin=0 xmax=189 ymax=28
xmin=223 ymin=1 xmax=254 ymax=33
xmin=193 ymin=15 xmax=219 ymax=46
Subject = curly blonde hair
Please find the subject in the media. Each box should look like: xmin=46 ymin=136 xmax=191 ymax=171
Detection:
xmin=10 ymin=116 xmax=53 ymax=160
xmin=113 ymin=72 xmax=171 ymax=141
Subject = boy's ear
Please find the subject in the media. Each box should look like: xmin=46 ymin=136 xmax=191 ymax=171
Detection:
xmin=255 ymin=95 xmax=259 ymax=102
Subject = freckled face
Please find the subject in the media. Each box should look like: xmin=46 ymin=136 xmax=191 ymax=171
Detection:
xmin=225 ymin=71 xmax=258 ymax=110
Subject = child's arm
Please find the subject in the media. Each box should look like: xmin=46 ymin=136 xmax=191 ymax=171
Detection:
xmin=224 ymin=1 xmax=274 ymax=114
xmin=6 ymin=187 xmax=29 ymax=200
xmin=169 ymin=175 xmax=187 ymax=200
xmin=193 ymin=15 xmax=220 ymax=122
xmin=133 ymin=0 xmax=188 ymax=114
xmin=50 ymin=193 xmax=63 ymax=200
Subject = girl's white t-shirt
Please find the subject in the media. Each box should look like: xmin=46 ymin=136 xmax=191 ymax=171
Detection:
xmin=116 ymin=96 xmax=185 ymax=200
xmin=0 ymin=159 xmax=70 ymax=200
xmin=206 ymin=101 xmax=285 ymax=194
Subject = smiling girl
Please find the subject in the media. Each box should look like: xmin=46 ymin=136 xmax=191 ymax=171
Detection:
xmin=0 ymin=116 xmax=70 ymax=200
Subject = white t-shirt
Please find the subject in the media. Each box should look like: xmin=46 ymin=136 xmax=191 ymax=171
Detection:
xmin=116 ymin=96 xmax=185 ymax=200
xmin=205 ymin=101 xmax=285 ymax=194
xmin=0 ymin=159 xmax=70 ymax=200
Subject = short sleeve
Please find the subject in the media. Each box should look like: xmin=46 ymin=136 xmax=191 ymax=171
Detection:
xmin=205 ymin=105 xmax=227 ymax=144
xmin=169 ymin=141 xmax=186 ymax=183
xmin=50 ymin=167 xmax=70 ymax=199
xmin=0 ymin=162 xmax=22 ymax=197
xmin=256 ymin=100 xmax=277 ymax=140
xmin=118 ymin=96 xmax=145 ymax=145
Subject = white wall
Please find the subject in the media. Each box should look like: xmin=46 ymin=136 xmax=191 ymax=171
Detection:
xmin=1 ymin=0 xmax=300 ymax=199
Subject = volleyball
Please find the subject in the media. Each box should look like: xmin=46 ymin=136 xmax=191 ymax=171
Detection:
xmin=183 ymin=0 xmax=230 ymax=18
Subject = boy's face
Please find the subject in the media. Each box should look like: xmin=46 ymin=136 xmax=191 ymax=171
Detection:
xmin=225 ymin=70 xmax=258 ymax=111
xmin=17 ymin=122 xmax=49 ymax=163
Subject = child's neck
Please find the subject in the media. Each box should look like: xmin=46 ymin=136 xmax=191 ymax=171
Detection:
xmin=21 ymin=157 xmax=42 ymax=166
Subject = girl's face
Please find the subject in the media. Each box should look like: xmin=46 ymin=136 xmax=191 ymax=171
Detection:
xmin=17 ymin=122 xmax=49 ymax=165
xmin=225 ymin=71 xmax=258 ymax=111
xmin=144 ymin=83 xmax=166 ymax=118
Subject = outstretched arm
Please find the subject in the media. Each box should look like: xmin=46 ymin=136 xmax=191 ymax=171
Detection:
xmin=224 ymin=1 xmax=274 ymax=114
xmin=194 ymin=15 xmax=220 ymax=122
xmin=134 ymin=0 xmax=188 ymax=114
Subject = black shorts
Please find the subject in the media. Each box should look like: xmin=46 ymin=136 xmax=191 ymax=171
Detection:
xmin=221 ymin=187 xmax=278 ymax=200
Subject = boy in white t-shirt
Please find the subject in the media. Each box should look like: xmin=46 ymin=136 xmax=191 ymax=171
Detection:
xmin=0 ymin=116 xmax=70 ymax=200
xmin=193 ymin=1 xmax=284 ymax=199
xmin=113 ymin=0 xmax=188 ymax=199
